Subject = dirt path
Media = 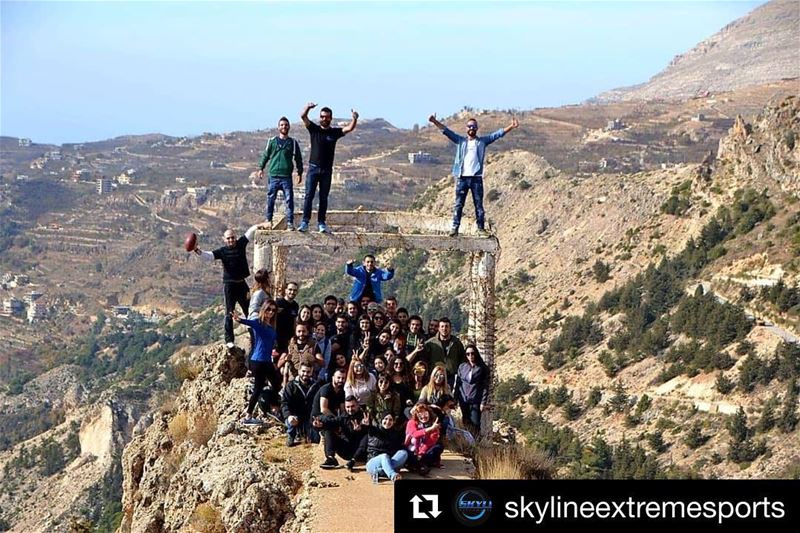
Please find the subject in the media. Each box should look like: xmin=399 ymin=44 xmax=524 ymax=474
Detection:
xmin=306 ymin=444 xmax=473 ymax=533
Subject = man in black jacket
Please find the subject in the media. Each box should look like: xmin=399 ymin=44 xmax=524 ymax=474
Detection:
xmin=281 ymin=361 xmax=322 ymax=446
xmin=318 ymin=395 xmax=369 ymax=470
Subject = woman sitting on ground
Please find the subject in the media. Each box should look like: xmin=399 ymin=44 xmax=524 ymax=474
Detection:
xmin=232 ymin=301 xmax=280 ymax=425
xmin=404 ymin=403 xmax=442 ymax=476
xmin=344 ymin=358 xmax=376 ymax=408
xmin=366 ymin=412 xmax=408 ymax=483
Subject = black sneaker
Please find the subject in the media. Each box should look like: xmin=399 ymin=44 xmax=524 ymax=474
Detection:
xmin=345 ymin=459 xmax=355 ymax=471
xmin=320 ymin=456 xmax=339 ymax=469
xmin=419 ymin=464 xmax=430 ymax=476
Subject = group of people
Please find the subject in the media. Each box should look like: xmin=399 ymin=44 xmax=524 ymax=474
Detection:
xmin=229 ymin=255 xmax=490 ymax=482
xmin=255 ymin=102 xmax=519 ymax=236
xmin=189 ymin=102 xmax=510 ymax=481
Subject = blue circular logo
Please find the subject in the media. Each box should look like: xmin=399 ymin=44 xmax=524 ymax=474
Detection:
xmin=454 ymin=487 xmax=493 ymax=526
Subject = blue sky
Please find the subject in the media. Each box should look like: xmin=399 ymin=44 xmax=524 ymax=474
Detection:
xmin=1 ymin=1 xmax=764 ymax=144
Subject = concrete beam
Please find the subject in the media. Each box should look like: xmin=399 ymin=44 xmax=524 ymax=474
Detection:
xmin=253 ymin=230 xmax=499 ymax=253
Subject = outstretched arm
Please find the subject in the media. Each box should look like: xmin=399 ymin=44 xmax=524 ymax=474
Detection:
xmin=342 ymin=109 xmax=359 ymax=134
xmin=503 ymin=117 xmax=520 ymax=135
xmin=428 ymin=113 xmax=445 ymax=131
xmin=301 ymin=102 xmax=316 ymax=127
xmin=430 ymin=113 xmax=461 ymax=143
xmin=244 ymin=224 xmax=259 ymax=242
xmin=194 ymin=245 xmax=215 ymax=262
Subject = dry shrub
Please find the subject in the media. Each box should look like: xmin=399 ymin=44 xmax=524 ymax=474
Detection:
xmin=475 ymin=444 xmax=554 ymax=480
xmin=174 ymin=359 xmax=203 ymax=382
xmin=168 ymin=412 xmax=188 ymax=444
xmin=188 ymin=409 xmax=218 ymax=447
xmin=262 ymin=446 xmax=287 ymax=464
xmin=190 ymin=502 xmax=225 ymax=533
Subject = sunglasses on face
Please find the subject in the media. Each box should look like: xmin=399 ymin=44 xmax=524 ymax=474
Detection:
xmin=265 ymin=307 xmax=277 ymax=312
xmin=466 ymin=124 xmax=478 ymax=130
xmin=466 ymin=351 xmax=476 ymax=355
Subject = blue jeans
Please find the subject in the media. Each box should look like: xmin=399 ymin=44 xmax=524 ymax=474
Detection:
xmin=366 ymin=450 xmax=408 ymax=479
xmin=267 ymin=176 xmax=294 ymax=222
xmin=302 ymin=164 xmax=333 ymax=224
xmin=452 ymin=176 xmax=485 ymax=229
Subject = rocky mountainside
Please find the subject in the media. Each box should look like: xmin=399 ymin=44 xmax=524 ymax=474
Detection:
xmin=595 ymin=0 xmax=799 ymax=102
xmin=0 ymin=365 xmax=149 ymax=532
xmin=413 ymin=95 xmax=799 ymax=478
xmin=118 ymin=343 xmax=317 ymax=533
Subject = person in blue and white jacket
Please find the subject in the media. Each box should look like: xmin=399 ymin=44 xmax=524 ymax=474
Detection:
xmin=346 ymin=254 xmax=395 ymax=304
xmin=428 ymin=113 xmax=519 ymax=236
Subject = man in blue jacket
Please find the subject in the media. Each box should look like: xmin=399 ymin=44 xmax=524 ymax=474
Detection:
xmin=346 ymin=254 xmax=394 ymax=304
xmin=428 ymin=114 xmax=519 ymax=236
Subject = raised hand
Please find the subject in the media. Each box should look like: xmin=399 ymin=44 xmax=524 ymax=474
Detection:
xmin=231 ymin=311 xmax=241 ymax=322
xmin=510 ymin=117 xmax=520 ymax=129
xmin=351 ymin=109 xmax=359 ymax=120
xmin=428 ymin=113 xmax=437 ymax=124
xmin=305 ymin=102 xmax=317 ymax=110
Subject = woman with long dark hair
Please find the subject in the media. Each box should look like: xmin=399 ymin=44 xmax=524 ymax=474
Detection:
xmin=453 ymin=344 xmax=489 ymax=435
xmin=233 ymin=300 xmax=279 ymax=425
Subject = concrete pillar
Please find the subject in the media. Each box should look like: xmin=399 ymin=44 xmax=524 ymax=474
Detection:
xmin=468 ymin=251 xmax=498 ymax=438
xmin=253 ymin=239 xmax=271 ymax=273
xmin=271 ymin=245 xmax=288 ymax=298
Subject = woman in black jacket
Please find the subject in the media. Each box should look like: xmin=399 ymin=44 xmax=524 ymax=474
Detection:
xmin=453 ymin=344 xmax=489 ymax=436
xmin=365 ymin=413 xmax=408 ymax=483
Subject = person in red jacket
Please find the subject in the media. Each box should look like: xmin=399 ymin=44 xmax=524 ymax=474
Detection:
xmin=404 ymin=403 xmax=443 ymax=476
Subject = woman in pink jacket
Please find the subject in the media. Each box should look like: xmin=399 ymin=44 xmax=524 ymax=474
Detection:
xmin=404 ymin=403 xmax=443 ymax=476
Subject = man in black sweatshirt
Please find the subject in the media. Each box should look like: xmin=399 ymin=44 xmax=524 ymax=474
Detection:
xmin=194 ymin=224 xmax=260 ymax=348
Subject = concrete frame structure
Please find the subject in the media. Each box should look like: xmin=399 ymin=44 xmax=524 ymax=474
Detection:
xmin=252 ymin=210 xmax=500 ymax=436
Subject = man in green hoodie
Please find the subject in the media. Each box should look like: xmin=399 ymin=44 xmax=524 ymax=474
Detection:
xmin=257 ymin=117 xmax=304 ymax=230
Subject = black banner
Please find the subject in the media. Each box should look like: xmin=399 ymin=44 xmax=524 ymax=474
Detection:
xmin=394 ymin=480 xmax=799 ymax=533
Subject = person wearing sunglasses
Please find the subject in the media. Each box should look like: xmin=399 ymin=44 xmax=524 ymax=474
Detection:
xmin=233 ymin=301 xmax=280 ymax=425
xmin=428 ymin=113 xmax=520 ymax=236
xmin=454 ymin=345 xmax=490 ymax=436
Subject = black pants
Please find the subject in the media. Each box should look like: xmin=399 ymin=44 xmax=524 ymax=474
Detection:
xmin=223 ymin=281 xmax=250 ymax=343
xmin=322 ymin=430 xmax=368 ymax=461
xmin=247 ymin=360 xmax=279 ymax=416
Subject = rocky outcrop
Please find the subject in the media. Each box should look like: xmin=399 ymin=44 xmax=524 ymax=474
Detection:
xmin=118 ymin=344 xmax=298 ymax=533
xmin=595 ymin=0 xmax=799 ymax=102
xmin=716 ymin=95 xmax=799 ymax=196
xmin=0 ymin=389 xmax=138 ymax=533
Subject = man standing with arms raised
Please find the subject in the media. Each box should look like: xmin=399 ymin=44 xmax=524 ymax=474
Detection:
xmin=428 ymin=114 xmax=519 ymax=236
xmin=193 ymin=224 xmax=261 ymax=349
xmin=299 ymin=102 xmax=358 ymax=234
